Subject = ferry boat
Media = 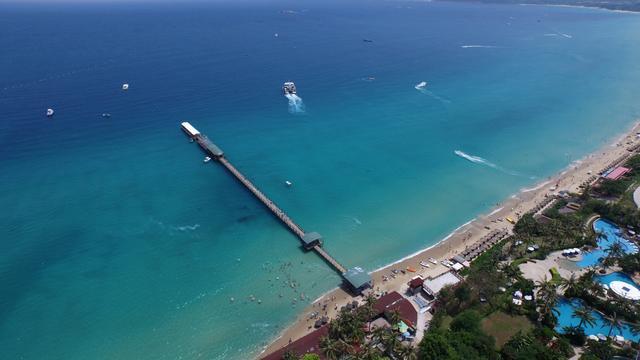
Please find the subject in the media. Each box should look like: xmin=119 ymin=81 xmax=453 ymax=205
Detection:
xmin=282 ymin=82 xmax=297 ymax=95
xmin=46 ymin=108 xmax=54 ymax=117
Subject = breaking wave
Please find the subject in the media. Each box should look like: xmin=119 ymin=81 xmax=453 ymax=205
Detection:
xmin=285 ymin=93 xmax=305 ymax=113
xmin=454 ymin=150 xmax=533 ymax=178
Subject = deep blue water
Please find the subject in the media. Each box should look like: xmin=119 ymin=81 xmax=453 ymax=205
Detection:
xmin=578 ymin=219 xmax=639 ymax=267
xmin=2 ymin=1 xmax=640 ymax=359
xmin=555 ymin=298 xmax=639 ymax=342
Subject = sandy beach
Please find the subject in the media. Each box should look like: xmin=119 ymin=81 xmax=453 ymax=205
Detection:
xmin=261 ymin=120 xmax=640 ymax=357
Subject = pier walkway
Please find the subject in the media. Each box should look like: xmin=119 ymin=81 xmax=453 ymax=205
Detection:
xmin=180 ymin=122 xmax=364 ymax=288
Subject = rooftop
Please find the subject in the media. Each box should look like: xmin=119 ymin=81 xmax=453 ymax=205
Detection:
xmin=261 ymin=326 xmax=328 ymax=360
xmin=373 ymin=291 xmax=418 ymax=328
xmin=604 ymin=166 xmax=631 ymax=180
xmin=302 ymin=232 xmax=322 ymax=246
xmin=423 ymin=271 xmax=461 ymax=296
xmin=198 ymin=136 xmax=224 ymax=157
xmin=343 ymin=267 xmax=371 ymax=291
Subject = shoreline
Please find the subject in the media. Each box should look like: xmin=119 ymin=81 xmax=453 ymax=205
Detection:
xmin=260 ymin=119 xmax=640 ymax=358
xmin=517 ymin=3 xmax=640 ymax=15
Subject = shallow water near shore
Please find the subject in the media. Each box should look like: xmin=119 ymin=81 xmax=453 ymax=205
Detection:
xmin=2 ymin=1 xmax=640 ymax=359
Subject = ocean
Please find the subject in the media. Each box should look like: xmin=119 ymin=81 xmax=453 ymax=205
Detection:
xmin=1 ymin=1 xmax=640 ymax=358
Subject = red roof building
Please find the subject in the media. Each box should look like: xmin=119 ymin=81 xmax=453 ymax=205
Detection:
xmin=261 ymin=326 xmax=328 ymax=360
xmin=605 ymin=166 xmax=631 ymax=180
xmin=373 ymin=291 xmax=418 ymax=329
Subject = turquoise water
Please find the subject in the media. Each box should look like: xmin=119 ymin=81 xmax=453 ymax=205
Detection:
xmin=578 ymin=219 xmax=639 ymax=267
xmin=2 ymin=1 xmax=640 ymax=359
xmin=555 ymin=298 xmax=639 ymax=341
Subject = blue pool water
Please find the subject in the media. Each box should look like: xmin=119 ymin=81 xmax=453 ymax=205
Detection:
xmin=578 ymin=219 xmax=639 ymax=267
xmin=555 ymin=298 xmax=640 ymax=341
xmin=596 ymin=272 xmax=640 ymax=288
xmin=3 ymin=1 xmax=640 ymax=359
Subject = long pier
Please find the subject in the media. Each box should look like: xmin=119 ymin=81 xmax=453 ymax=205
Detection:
xmin=181 ymin=122 xmax=356 ymax=281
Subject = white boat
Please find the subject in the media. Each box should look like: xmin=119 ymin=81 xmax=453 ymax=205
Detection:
xmin=285 ymin=180 xmax=292 ymax=187
xmin=414 ymin=81 xmax=427 ymax=90
xmin=419 ymin=261 xmax=430 ymax=268
xmin=122 ymin=83 xmax=129 ymax=91
xmin=203 ymin=156 xmax=211 ymax=163
xmin=102 ymin=113 xmax=111 ymax=118
xmin=428 ymin=257 xmax=438 ymax=265
xmin=441 ymin=260 xmax=451 ymax=268
xmin=46 ymin=108 xmax=54 ymax=117
xmin=282 ymin=82 xmax=297 ymax=95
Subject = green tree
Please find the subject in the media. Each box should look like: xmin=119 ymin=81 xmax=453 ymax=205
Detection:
xmin=450 ymin=310 xmax=482 ymax=333
xmin=572 ymin=305 xmax=596 ymax=329
xmin=418 ymin=332 xmax=459 ymax=360
xmin=603 ymin=312 xmax=623 ymax=338
xmin=300 ymin=354 xmax=320 ymax=360
xmin=319 ymin=336 xmax=341 ymax=360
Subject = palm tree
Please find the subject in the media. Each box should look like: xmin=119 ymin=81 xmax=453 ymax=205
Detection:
xmin=628 ymin=321 xmax=640 ymax=337
xmin=381 ymin=330 xmax=402 ymax=357
xmin=387 ymin=310 xmax=401 ymax=328
xmin=572 ymin=305 xmax=596 ymax=329
xmin=561 ymin=273 xmax=581 ymax=295
xmin=602 ymin=312 xmax=624 ymax=338
xmin=319 ymin=336 xmax=341 ymax=360
xmin=395 ymin=344 xmax=418 ymax=360
xmin=362 ymin=294 xmax=377 ymax=332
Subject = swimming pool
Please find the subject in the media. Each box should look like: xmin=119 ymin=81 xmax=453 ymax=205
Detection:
xmin=577 ymin=219 xmax=638 ymax=268
xmin=596 ymin=272 xmax=640 ymax=288
xmin=555 ymin=298 xmax=639 ymax=342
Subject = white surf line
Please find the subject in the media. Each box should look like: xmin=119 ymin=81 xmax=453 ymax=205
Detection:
xmin=486 ymin=207 xmax=505 ymax=217
xmin=372 ymin=218 xmax=476 ymax=273
xmin=520 ymin=180 xmax=552 ymax=193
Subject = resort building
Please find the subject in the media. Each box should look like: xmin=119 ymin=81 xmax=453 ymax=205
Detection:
xmin=372 ymin=291 xmax=419 ymax=334
xmin=422 ymin=271 xmax=462 ymax=297
xmin=603 ymin=166 xmax=631 ymax=180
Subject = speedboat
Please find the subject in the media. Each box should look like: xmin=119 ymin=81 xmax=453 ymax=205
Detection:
xmin=122 ymin=83 xmax=129 ymax=91
xmin=428 ymin=257 xmax=438 ymax=265
xmin=102 ymin=113 xmax=111 ymax=118
xmin=282 ymin=82 xmax=296 ymax=95
xmin=203 ymin=156 xmax=211 ymax=163
xmin=285 ymin=180 xmax=292 ymax=187
xmin=415 ymin=81 xmax=427 ymax=90
xmin=46 ymin=108 xmax=54 ymax=117
xmin=419 ymin=261 xmax=430 ymax=268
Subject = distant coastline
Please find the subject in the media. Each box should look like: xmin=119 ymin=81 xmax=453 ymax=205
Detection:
xmin=440 ymin=0 xmax=640 ymax=13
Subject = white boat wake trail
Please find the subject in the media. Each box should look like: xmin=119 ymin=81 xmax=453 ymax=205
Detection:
xmin=461 ymin=45 xmax=498 ymax=49
xmin=454 ymin=150 xmax=534 ymax=178
xmin=285 ymin=93 xmax=305 ymax=113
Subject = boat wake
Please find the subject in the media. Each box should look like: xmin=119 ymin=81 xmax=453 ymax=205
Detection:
xmin=461 ymin=45 xmax=498 ymax=49
xmin=454 ymin=150 xmax=533 ymax=178
xmin=285 ymin=93 xmax=305 ymax=114
xmin=414 ymin=81 xmax=451 ymax=104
